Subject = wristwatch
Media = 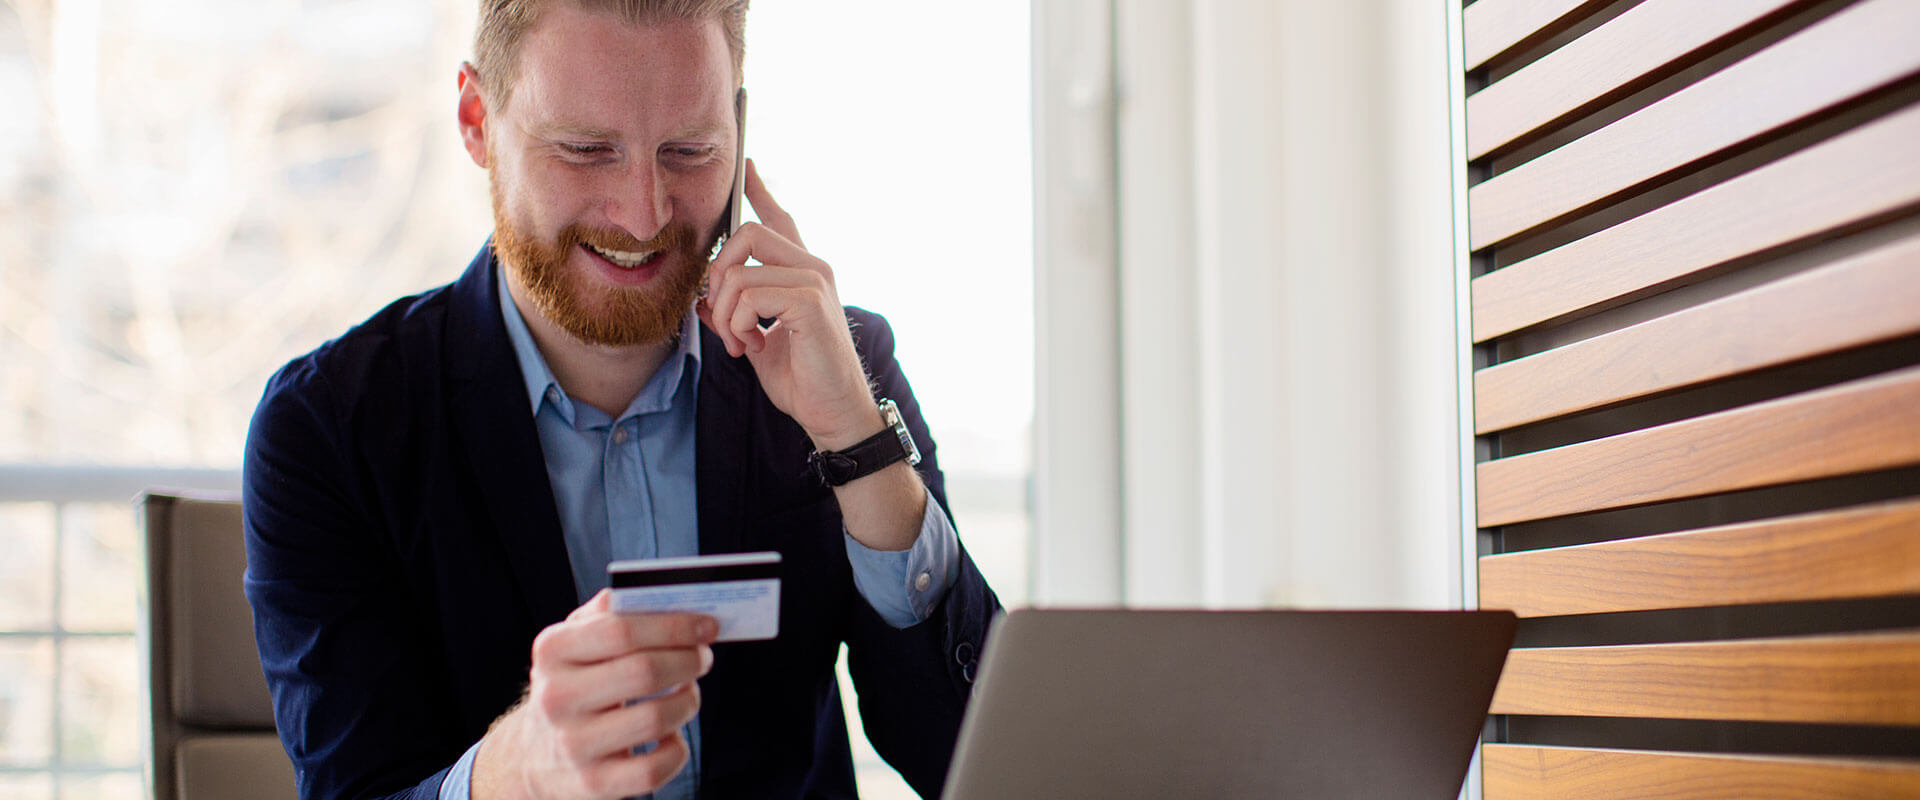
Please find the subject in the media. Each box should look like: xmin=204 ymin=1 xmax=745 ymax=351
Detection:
xmin=808 ymin=398 xmax=922 ymax=487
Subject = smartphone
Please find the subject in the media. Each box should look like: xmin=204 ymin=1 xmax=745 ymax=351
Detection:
xmin=728 ymin=87 xmax=748 ymax=236
xmin=702 ymin=87 xmax=748 ymax=300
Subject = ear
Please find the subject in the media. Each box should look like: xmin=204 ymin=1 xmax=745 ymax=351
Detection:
xmin=457 ymin=62 xmax=490 ymax=168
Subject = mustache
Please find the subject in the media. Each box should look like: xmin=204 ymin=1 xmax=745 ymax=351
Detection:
xmin=560 ymin=223 xmax=692 ymax=254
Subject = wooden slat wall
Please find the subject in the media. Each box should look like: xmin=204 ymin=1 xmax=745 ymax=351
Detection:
xmin=1492 ymin=631 xmax=1920 ymax=725
xmin=1471 ymin=102 xmax=1920 ymax=341
xmin=1467 ymin=0 xmax=1816 ymax=160
xmin=1483 ymin=745 xmax=1920 ymax=799
xmin=1481 ymin=499 xmax=1920 ymax=618
xmin=1474 ymin=234 xmax=1920 ymax=432
xmin=1459 ymin=0 xmax=1920 ymax=796
xmin=1462 ymin=0 xmax=1611 ymax=71
xmin=1479 ymin=365 xmax=1920 ymax=526
xmin=1468 ymin=0 xmax=1920 ymax=250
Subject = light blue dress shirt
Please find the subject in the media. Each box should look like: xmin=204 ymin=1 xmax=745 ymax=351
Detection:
xmin=439 ymin=270 xmax=959 ymax=800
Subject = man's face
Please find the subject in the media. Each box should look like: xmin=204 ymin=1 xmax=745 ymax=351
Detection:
xmin=475 ymin=6 xmax=737 ymax=347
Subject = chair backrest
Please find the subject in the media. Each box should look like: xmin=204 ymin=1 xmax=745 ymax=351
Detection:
xmin=140 ymin=492 xmax=298 ymax=800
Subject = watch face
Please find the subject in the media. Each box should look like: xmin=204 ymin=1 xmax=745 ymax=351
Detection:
xmin=881 ymin=399 xmax=923 ymax=468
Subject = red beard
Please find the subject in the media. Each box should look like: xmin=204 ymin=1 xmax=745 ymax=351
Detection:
xmin=489 ymin=172 xmax=715 ymax=347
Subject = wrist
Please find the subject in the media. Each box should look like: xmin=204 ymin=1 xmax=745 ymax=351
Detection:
xmin=469 ymin=728 xmax=505 ymax=800
xmin=841 ymin=465 xmax=927 ymax=551
xmin=808 ymin=399 xmax=922 ymax=488
xmin=807 ymin=405 xmax=886 ymax=453
xmin=471 ymin=703 xmax=530 ymax=800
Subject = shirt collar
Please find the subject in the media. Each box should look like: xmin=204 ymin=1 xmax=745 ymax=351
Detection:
xmin=495 ymin=262 xmax=702 ymax=426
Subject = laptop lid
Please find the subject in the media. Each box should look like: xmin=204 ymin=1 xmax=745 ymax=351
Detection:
xmin=942 ymin=608 xmax=1517 ymax=799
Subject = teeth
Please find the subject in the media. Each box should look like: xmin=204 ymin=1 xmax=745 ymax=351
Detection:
xmin=587 ymin=243 xmax=656 ymax=268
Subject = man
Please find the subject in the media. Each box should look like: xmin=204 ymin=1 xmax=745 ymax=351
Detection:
xmin=242 ymin=1 xmax=999 ymax=798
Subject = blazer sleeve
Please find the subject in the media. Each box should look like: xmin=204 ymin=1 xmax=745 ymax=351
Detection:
xmin=837 ymin=308 xmax=1003 ymax=798
xmin=242 ymin=357 xmax=463 ymax=800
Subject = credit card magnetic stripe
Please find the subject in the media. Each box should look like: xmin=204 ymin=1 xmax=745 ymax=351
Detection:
xmin=609 ymin=561 xmax=783 ymax=588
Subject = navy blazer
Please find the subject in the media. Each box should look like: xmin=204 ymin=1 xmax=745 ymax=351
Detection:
xmin=242 ymin=246 xmax=999 ymax=800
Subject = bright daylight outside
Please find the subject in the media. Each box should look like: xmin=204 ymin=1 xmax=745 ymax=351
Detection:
xmin=0 ymin=1 xmax=1032 ymax=798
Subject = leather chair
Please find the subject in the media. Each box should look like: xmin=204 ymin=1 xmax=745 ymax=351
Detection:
xmin=140 ymin=492 xmax=298 ymax=800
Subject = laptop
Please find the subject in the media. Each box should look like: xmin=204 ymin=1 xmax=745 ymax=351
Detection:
xmin=941 ymin=608 xmax=1517 ymax=799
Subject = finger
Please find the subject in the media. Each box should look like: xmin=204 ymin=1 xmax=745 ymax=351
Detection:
xmin=694 ymin=299 xmax=724 ymax=353
xmin=730 ymin=286 xmax=825 ymax=355
xmin=562 ymin=645 xmax=714 ymax=715
xmin=570 ymin=681 xmax=701 ymax=762
xmin=705 ymin=227 xmax=830 ymax=303
xmin=590 ymin=730 xmax=690 ymax=798
xmin=695 ymin=297 xmax=751 ymax=360
xmin=744 ymin=158 xmax=803 ymax=247
xmin=567 ymin=589 xmax=612 ymax=622
xmin=728 ymin=295 xmax=768 ymax=356
xmin=707 ymin=222 xmax=820 ymax=292
xmin=703 ymin=224 xmax=833 ymax=358
xmin=707 ymin=265 xmax=826 ymax=353
xmin=532 ymin=611 xmax=717 ymax=668
xmin=700 ymin=277 xmax=746 ymax=358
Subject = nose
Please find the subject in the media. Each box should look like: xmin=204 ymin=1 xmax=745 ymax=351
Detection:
xmin=604 ymin=157 xmax=671 ymax=241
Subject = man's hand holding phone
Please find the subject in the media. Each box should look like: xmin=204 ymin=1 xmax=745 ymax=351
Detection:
xmin=694 ymin=159 xmax=928 ymax=553
xmin=697 ymin=88 xmax=877 ymax=455
xmin=471 ymin=590 xmax=717 ymax=800
xmin=696 ymin=159 xmax=884 ymax=455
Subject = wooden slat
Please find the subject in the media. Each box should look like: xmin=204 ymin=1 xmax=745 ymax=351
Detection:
xmin=1474 ymin=234 xmax=1920 ymax=433
xmin=1471 ymin=101 xmax=1920 ymax=342
xmin=1480 ymin=499 xmax=1920 ymax=618
xmin=1477 ymin=366 xmax=1920 ymax=527
xmin=1484 ymin=744 xmax=1920 ymax=799
xmin=1468 ymin=0 xmax=1920 ymax=250
xmin=1468 ymin=0 xmax=1812 ymax=160
xmin=1463 ymin=0 xmax=1610 ymax=72
xmin=1490 ymin=631 xmax=1920 ymax=725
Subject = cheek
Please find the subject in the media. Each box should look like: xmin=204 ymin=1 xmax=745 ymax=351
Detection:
xmin=669 ymin=169 xmax=732 ymax=226
xmin=508 ymin=160 xmax=602 ymax=231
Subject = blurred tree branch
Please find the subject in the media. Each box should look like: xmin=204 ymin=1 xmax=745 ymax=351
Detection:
xmin=2 ymin=0 xmax=488 ymax=464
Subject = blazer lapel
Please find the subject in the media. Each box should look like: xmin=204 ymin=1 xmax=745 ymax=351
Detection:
xmin=696 ymin=327 xmax=752 ymax=557
xmin=444 ymin=245 xmax=578 ymax=628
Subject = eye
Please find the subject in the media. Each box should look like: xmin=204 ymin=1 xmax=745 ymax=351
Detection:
xmin=662 ymin=144 xmax=719 ymax=167
xmin=561 ymin=143 xmax=610 ymax=157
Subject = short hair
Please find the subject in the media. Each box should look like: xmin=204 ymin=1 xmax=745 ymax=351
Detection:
xmin=473 ymin=0 xmax=748 ymax=110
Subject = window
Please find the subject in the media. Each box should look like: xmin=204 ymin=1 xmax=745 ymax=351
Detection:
xmin=0 ymin=1 xmax=1030 ymax=797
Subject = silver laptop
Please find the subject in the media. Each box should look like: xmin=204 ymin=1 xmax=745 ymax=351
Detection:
xmin=941 ymin=608 xmax=1517 ymax=799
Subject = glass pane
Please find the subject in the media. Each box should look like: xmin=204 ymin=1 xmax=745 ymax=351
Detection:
xmin=0 ymin=773 xmax=55 ymax=800
xmin=54 ymin=771 xmax=141 ymax=800
xmin=57 ymin=637 xmax=140 ymax=767
xmin=0 ymin=637 xmax=54 ymax=765
xmin=957 ymin=508 xmax=1031 ymax=608
xmin=58 ymin=504 xmax=140 ymax=633
xmin=0 ymin=504 xmax=56 ymax=631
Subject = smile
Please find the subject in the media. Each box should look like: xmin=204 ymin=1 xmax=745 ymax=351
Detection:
xmin=584 ymin=242 xmax=659 ymax=269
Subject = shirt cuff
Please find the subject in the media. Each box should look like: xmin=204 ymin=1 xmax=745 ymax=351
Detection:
xmin=438 ymin=739 xmax=482 ymax=800
xmin=844 ymin=487 xmax=960 ymax=628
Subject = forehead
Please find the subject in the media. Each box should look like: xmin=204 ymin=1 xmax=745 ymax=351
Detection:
xmin=511 ymin=5 xmax=734 ymax=137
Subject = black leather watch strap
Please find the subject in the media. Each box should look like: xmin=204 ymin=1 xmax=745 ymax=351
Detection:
xmin=807 ymin=399 xmax=921 ymax=487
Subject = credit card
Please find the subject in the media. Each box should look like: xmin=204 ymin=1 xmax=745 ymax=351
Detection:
xmin=608 ymin=551 xmax=781 ymax=642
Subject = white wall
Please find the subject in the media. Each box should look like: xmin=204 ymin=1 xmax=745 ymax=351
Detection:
xmin=1033 ymin=0 xmax=1463 ymax=610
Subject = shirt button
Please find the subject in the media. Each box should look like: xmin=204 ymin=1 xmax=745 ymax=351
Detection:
xmin=914 ymin=571 xmax=932 ymax=592
xmin=613 ymin=427 xmax=629 ymax=445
